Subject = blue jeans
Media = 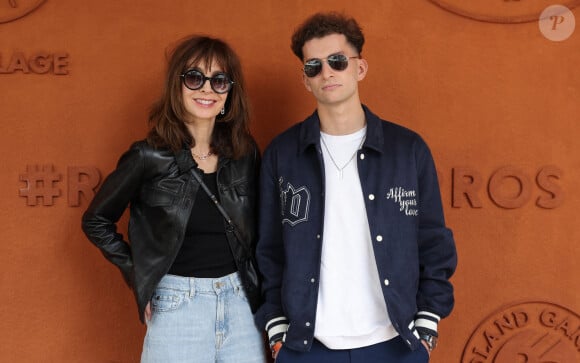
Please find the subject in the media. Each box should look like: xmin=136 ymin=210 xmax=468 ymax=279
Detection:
xmin=141 ymin=273 xmax=267 ymax=363
xmin=276 ymin=337 xmax=429 ymax=363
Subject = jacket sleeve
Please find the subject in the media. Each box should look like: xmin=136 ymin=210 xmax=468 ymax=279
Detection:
xmin=81 ymin=142 xmax=145 ymax=288
xmin=254 ymin=144 xmax=289 ymax=345
xmin=414 ymin=137 xmax=457 ymax=336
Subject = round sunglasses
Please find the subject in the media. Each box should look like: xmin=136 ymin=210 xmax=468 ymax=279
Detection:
xmin=303 ymin=54 xmax=359 ymax=78
xmin=179 ymin=69 xmax=234 ymax=94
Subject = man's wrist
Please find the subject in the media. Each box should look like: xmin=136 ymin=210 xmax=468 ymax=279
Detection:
xmin=419 ymin=332 xmax=438 ymax=352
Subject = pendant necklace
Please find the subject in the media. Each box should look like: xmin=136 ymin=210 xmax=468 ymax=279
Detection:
xmin=320 ymin=135 xmax=365 ymax=179
xmin=192 ymin=150 xmax=213 ymax=160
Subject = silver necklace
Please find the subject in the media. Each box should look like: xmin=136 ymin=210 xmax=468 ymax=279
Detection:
xmin=320 ymin=135 xmax=365 ymax=179
xmin=192 ymin=150 xmax=213 ymax=160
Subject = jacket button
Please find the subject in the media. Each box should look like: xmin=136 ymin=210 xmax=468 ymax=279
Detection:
xmin=376 ymin=235 xmax=383 ymax=242
xmin=316 ymin=234 xmax=321 ymax=239
xmin=305 ymin=322 xmax=311 ymax=327
xmin=310 ymin=278 xmax=316 ymax=283
xmin=384 ymin=279 xmax=390 ymax=286
xmin=304 ymin=340 xmax=308 ymax=345
xmin=368 ymin=194 xmax=375 ymax=200
xmin=360 ymin=153 xmax=365 ymax=160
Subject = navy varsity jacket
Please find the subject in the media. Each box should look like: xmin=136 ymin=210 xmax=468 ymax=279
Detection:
xmin=254 ymin=105 xmax=457 ymax=352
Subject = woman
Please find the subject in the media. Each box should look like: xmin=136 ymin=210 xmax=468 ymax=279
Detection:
xmin=82 ymin=35 xmax=266 ymax=363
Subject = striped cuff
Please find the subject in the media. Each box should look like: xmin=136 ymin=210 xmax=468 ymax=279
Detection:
xmin=265 ymin=316 xmax=289 ymax=346
xmin=415 ymin=311 xmax=440 ymax=337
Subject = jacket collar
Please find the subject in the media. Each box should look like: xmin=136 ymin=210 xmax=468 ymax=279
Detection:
xmin=298 ymin=104 xmax=384 ymax=154
xmin=175 ymin=145 xmax=197 ymax=174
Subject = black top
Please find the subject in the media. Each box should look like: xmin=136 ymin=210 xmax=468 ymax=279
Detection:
xmin=168 ymin=172 xmax=237 ymax=278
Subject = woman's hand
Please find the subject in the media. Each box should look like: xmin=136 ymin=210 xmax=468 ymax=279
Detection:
xmin=144 ymin=302 xmax=152 ymax=321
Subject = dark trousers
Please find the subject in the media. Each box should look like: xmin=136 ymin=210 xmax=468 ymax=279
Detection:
xmin=276 ymin=336 xmax=429 ymax=363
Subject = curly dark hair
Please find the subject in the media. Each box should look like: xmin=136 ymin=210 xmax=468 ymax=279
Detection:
xmin=147 ymin=35 xmax=253 ymax=159
xmin=291 ymin=12 xmax=365 ymax=60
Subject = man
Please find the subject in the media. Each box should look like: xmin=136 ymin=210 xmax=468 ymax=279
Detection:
xmin=255 ymin=12 xmax=457 ymax=363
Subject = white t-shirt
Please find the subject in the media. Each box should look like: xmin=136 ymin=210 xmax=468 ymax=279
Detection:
xmin=315 ymin=127 xmax=399 ymax=349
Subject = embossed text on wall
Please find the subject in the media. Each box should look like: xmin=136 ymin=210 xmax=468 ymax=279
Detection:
xmin=0 ymin=51 xmax=69 ymax=74
xmin=19 ymin=165 xmax=100 ymax=207
xmin=18 ymin=164 xmax=565 ymax=209
xmin=461 ymin=301 xmax=580 ymax=362
xmin=451 ymin=165 xmax=563 ymax=209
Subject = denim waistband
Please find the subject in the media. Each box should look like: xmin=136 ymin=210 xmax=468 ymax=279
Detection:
xmin=156 ymin=272 xmax=243 ymax=295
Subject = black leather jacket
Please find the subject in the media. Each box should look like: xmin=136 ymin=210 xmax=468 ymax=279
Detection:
xmin=82 ymin=140 xmax=260 ymax=322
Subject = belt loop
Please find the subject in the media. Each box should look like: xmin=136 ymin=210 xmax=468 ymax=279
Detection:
xmin=189 ymin=277 xmax=195 ymax=298
xmin=231 ymin=271 xmax=240 ymax=289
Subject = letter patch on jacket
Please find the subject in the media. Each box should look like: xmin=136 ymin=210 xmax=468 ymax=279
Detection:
xmin=386 ymin=187 xmax=418 ymax=216
xmin=279 ymin=178 xmax=310 ymax=226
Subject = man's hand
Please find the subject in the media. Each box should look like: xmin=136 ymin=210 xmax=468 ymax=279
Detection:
xmin=421 ymin=340 xmax=432 ymax=357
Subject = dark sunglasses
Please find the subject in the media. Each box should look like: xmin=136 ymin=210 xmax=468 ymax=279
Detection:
xmin=179 ymin=69 xmax=234 ymax=94
xmin=303 ymin=54 xmax=359 ymax=78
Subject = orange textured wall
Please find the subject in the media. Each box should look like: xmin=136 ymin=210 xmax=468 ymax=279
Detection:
xmin=1 ymin=1 xmax=578 ymax=362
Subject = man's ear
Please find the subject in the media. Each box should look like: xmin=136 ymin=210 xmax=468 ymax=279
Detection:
xmin=357 ymin=58 xmax=368 ymax=81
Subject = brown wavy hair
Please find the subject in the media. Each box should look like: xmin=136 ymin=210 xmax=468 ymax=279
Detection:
xmin=147 ymin=35 xmax=253 ymax=159
xmin=291 ymin=12 xmax=365 ymax=61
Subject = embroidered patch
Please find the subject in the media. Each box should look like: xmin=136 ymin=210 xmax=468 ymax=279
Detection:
xmin=279 ymin=178 xmax=311 ymax=226
xmin=386 ymin=187 xmax=419 ymax=216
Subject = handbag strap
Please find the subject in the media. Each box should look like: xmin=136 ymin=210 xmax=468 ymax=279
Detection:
xmin=190 ymin=169 xmax=249 ymax=253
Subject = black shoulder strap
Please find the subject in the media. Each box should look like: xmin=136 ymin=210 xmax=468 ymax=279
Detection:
xmin=190 ymin=169 xmax=250 ymax=253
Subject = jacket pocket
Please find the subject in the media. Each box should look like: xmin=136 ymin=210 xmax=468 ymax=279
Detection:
xmin=142 ymin=187 xmax=179 ymax=207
